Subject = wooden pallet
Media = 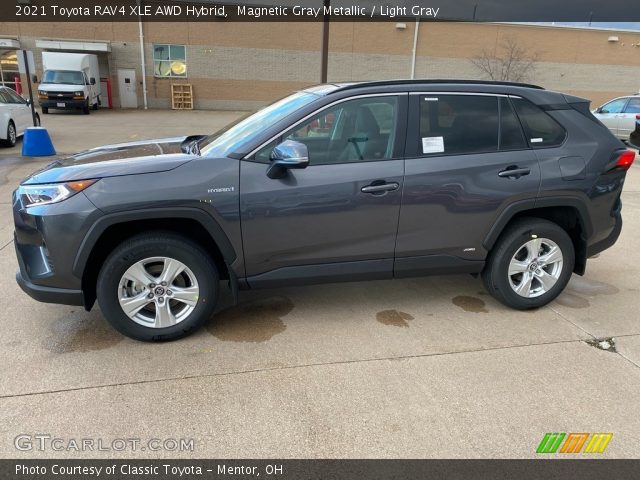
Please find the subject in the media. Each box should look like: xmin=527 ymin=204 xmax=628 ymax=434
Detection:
xmin=171 ymin=83 xmax=193 ymax=110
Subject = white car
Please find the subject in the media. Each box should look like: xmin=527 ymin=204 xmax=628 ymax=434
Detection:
xmin=0 ymin=86 xmax=40 ymax=147
xmin=593 ymin=94 xmax=640 ymax=142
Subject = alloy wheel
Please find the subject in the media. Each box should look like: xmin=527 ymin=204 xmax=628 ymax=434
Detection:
xmin=117 ymin=256 xmax=200 ymax=328
xmin=508 ymin=237 xmax=564 ymax=298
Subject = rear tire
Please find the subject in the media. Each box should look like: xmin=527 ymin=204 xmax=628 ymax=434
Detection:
xmin=481 ymin=218 xmax=574 ymax=310
xmin=97 ymin=233 xmax=219 ymax=341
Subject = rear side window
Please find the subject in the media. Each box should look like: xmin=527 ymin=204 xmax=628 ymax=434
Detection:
xmin=624 ymin=98 xmax=640 ymax=113
xmin=499 ymin=97 xmax=527 ymax=150
xmin=419 ymin=95 xmax=499 ymax=155
xmin=511 ymin=98 xmax=566 ymax=148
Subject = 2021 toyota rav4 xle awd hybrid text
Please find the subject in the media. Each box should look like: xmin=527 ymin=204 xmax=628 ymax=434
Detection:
xmin=13 ymin=80 xmax=635 ymax=340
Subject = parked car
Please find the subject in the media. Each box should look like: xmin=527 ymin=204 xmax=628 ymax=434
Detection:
xmin=593 ymin=94 xmax=640 ymax=141
xmin=13 ymin=80 xmax=634 ymax=341
xmin=0 ymin=86 xmax=39 ymax=147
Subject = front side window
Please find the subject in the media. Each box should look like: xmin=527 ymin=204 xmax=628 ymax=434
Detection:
xmin=599 ymin=98 xmax=627 ymax=114
xmin=4 ymin=88 xmax=25 ymax=104
xmin=256 ymin=96 xmax=399 ymax=165
xmin=153 ymin=44 xmax=187 ymax=78
xmin=419 ymin=95 xmax=499 ymax=156
xmin=624 ymin=98 xmax=640 ymax=113
xmin=511 ymin=98 xmax=566 ymax=148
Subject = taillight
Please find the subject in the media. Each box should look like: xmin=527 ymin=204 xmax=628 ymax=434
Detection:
xmin=636 ymin=114 xmax=640 ymax=120
xmin=616 ymin=150 xmax=636 ymax=171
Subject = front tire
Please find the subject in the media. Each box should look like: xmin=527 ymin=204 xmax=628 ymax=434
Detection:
xmin=83 ymin=100 xmax=90 ymax=114
xmin=2 ymin=121 xmax=16 ymax=147
xmin=482 ymin=218 xmax=574 ymax=309
xmin=42 ymin=107 xmax=49 ymax=114
xmin=97 ymin=233 xmax=219 ymax=341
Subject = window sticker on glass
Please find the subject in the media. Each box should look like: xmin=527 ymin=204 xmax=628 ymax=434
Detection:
xmin=422 ymin=136 xmax=445 ymax=154
xmin=531 ymin=138 xmax=544 ymax=143
xmin=424 ymin=97 xmax=439 ymax=102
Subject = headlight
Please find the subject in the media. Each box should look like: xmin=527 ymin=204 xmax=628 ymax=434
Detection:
xmin=38 ymin=90 xmax=46 ymax=96
xmin=74 ymin=91 xmax=83 ymax=97
xmin=18 ymin=180 xmax=97 ymax=207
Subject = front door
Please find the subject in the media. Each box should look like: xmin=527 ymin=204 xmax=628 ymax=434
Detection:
xmin=240 ymin=94 xmax=407 ymax=286
xmin=117 ymin=69 xmax=138 ymax=108
xmin=395 ymin=94 xmax=542 ymax=275
xmin=596 ymin=97 xmax=628 ymax=138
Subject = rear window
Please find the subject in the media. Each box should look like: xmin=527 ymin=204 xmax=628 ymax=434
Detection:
xmin=419 ymin=95 xmax=499 ymax=155
xmin=511 ymin=97 xmax=566 ymax=148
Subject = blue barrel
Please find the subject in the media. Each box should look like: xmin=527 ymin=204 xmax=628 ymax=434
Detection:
xmin=22 ymin=127 xmax=56 ymax=157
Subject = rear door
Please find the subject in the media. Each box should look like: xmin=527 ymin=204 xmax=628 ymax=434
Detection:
xmin=619 ymin=97 xmax=640 ymax=139
xmin=395 ymin=93 xmax=540 ymax=275
xmin=240 ymin=93 xmax=407 ymax=285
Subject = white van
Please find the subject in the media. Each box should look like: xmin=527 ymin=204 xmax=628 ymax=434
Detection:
xmin=38 ymin=52 xmax=100 ymax=114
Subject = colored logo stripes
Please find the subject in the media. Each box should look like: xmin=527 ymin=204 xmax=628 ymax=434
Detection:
xmin=537 ymin=433 xmax=612 ymax=454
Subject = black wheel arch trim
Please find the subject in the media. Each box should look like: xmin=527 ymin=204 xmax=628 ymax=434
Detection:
xmin=72 ymin=207 xmax=237 ymax=278
xmin=483 ymin=196 xmax=593 ymax=251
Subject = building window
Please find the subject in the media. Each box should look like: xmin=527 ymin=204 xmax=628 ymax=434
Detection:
xmin=0 ymin=50 xmax=20 ymax=91
xmin=153 ymin=44 xmax=187 ymax=78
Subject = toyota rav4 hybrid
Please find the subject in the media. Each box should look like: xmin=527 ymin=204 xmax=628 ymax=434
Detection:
xmin=13 ymin=80 xmax=635 ymax=341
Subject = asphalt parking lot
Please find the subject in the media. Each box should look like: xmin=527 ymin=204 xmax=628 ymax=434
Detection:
xmin=1 ymin=109 xmax=639 ymax=458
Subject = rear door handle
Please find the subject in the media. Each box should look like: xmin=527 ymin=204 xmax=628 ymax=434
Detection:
xmin=361 ymin=182 xmax=400 ymax=194
xmin=498 ymin=167 xmax=531 ymax=179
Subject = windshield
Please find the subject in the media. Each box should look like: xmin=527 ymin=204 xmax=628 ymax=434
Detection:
xmin=200 ymin=91 xmax=319 ymax=157
xmin=42 ymin=70 xmax=85 ymax=85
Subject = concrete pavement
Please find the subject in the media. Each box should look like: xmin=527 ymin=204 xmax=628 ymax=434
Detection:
xmin=0 ymin=109 xmax=639 ymax=458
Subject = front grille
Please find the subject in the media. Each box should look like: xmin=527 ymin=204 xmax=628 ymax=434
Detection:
xmin=45 ymin=92 xmax=75 ymax=100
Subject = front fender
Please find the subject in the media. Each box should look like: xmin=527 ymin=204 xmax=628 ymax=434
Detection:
xmin=72 ymin=206 xmax=237 ymax=278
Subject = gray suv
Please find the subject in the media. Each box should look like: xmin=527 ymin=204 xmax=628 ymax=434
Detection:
xmin=13 ymin=80 xmax=634 ymax=341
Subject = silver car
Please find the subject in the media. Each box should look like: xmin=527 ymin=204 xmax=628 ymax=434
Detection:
xmin=593 ymin=94 xmax=640 ymax=142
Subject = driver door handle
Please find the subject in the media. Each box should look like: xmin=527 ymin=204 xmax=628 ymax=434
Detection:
xmin=361 ymin=182 xmax=400 ymax=194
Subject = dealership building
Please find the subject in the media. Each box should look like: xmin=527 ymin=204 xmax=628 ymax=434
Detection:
xmin=0 ymin=20 xmax=639 ymax=110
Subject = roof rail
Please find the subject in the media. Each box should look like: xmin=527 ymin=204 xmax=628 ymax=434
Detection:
xmin=334 ymin=79 xmax=545 ymax=91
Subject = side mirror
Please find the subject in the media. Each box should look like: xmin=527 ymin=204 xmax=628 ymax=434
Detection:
xmin=266 ymin=140 xmax=309 ymax=179
xmin=31 ymin=75 xmax=38 ymax=83
xmin=25 ymin=98 xmax=31 ymax=106
xmin=90 ymin=77 xmax=96 ymax=85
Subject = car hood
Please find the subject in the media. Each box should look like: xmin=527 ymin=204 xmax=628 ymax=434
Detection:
xmin=23 ymin=136 xmax=200 ymax=185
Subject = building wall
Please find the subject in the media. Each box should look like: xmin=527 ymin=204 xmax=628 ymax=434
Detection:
xmin=1 ymin=21 xmax=639 ymax=110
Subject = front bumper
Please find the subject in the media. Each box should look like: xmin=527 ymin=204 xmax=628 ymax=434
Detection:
xmin=13 ymin=189 xmax=102 ymax=308
xmin=16 ymin=270 xmax=83 ymax=306
xmin=39 ymin=99 xmax=86 ymax=109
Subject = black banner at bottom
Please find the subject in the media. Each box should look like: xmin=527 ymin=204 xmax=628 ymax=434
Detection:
xmin=2 ymin=459 xmax=640 ymax=480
